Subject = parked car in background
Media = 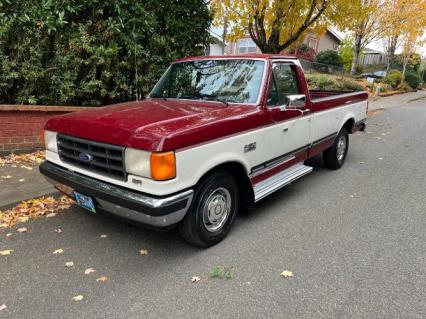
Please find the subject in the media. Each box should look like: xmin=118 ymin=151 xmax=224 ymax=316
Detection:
xmin=40 ymin=54 xmax=368 ymax=247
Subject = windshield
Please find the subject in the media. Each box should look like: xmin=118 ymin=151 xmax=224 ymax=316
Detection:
xmin=150 ymin=59 xmax=265 ymax=104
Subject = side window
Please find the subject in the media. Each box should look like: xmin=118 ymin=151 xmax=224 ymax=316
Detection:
xmin=267 ymin=63 xmax=300 ymax=107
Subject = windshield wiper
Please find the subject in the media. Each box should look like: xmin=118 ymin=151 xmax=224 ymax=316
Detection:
xmin=149 ymin=93 xmax=167 ymax=100
xmin=181 ymin=93 xmax=229 ymax=106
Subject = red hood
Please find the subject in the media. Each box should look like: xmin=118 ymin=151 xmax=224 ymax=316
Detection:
xmin=45 ymin=99 xmax=265 ymax=151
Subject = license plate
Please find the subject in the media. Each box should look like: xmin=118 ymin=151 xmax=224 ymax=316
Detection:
xmin=74 ymin=191 xmax=96 ymax=213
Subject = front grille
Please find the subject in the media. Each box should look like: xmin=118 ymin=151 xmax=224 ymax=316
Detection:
xmin=57 ymin=134 xmax=126 ymax=181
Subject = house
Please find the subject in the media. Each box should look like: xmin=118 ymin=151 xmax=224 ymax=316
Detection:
xmin=223 ymin=28 xmax=342 ymax=55
xmin=205 ymin=30 xmax=225 ymax=56
xmin=359 ymin=48 xmax=388 ymax=65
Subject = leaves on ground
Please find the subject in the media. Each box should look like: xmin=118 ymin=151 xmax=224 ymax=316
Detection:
xmin=210 ymin=266 xmax=233 ymax=279
xmin=54 ymin=228 xmax=63 ymax=234
xmin=72 ymin=295 xmax=84 ymax=301
xmin=96 ymin=276 xmax=108 ymax=282
xmin=0 ymin=151 xmax=45 ymax=167
xmin=84 ymin=268 xmax=96 ymax=275
xmin=139 ymin=249 xmax=148 ymax=256
xmin=281 ymin=270 xmax=293 ymax=278
xmin=1 ymin=175 xmax=12 ymax=179
xmin=100 ymin=234 xmax=108 ymax=238
xmin=19 ymin=178 xmax=25 ymax=182
xmin=6 ymin=233 xmax=12 ymax=238
xmin=0 ymin=304 xmax=6 ymax=311
xmin=46 ymin=213 xmax=57 ymax=218
xmin=65 ymin=261 xmax=74 ymax=268
xmin=16 ymin=227 xmax=27 ymax=233
xmin=0 ymin=249 xmax=13 ymax=256
xmin=53 ymin=248 xmax=64 ymax=254
xmin=191 ymin=276 xmax=201 ymax=283
xmin=0 ymin=196 xmax=74 ymax=228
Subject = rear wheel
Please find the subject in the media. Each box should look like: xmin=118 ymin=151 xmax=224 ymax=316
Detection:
xmin=179 ymin=171 xmax=239 ymax=247
xmin=323 ymin=128 xmax=349 ymax=169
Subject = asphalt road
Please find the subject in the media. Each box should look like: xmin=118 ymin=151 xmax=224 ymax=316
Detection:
xmin=1 ymin=94 xmax=425 ymax=319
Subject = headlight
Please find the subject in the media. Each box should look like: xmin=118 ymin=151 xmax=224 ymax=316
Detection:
xmin=125 ymin=148 xmax=151 ymax=177
xmin=44 ymin=130 xmax=58 ymax=153
xmin=125 ymin=148 xmax=176 ymax=181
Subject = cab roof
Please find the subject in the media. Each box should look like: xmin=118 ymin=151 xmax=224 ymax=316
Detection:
xmin=176 ymin=53 xmax=298 ymax=62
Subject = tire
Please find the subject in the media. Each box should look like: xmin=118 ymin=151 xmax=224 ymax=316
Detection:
xmin=179 ymin=171 xmax=239 ymax=247
xmin=323 ymin=128 xmax=349 ymax=170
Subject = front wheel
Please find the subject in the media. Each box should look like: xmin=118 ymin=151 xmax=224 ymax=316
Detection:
xmin=323 ymin=128 xmax=349 ymax=170
xmin=179 ymin=171 xmax=239 ymax=247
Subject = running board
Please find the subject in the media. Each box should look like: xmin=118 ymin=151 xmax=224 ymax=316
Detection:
xmin=253 ymin=163 xmax=313 ymax=202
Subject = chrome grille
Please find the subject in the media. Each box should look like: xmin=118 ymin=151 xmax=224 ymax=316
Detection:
xmin=57 ymin=134 xmax=126 ymax=181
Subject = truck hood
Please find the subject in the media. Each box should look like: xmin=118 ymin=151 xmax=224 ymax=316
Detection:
xmin=45 ymin=99 xmax=264 ymax=151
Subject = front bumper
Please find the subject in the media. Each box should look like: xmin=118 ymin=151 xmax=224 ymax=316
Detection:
xmin=39 ymin=161 xmax=193 ymax=227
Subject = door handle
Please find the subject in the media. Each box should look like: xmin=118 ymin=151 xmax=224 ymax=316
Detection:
xmin=302 ymin=109 xmax=311 ymax=115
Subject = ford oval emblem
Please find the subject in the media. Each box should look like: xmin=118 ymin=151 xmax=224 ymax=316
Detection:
xmin=79 ymin=152 xmax=93 ymax=162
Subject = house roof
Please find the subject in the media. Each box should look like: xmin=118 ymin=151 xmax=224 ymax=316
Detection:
xmin=209 ymin=30 xmax=225 ymax=45
xmin=326 ymin=28 xmax=343 ymax=44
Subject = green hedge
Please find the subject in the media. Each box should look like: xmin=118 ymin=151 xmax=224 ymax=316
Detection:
xmin=0 ymin=0 xmax=212 ymax=106
xmin=404 ymin=72 xmax=422 ymax=89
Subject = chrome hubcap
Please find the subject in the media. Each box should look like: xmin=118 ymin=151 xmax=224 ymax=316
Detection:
xmin=203 ymin=187 xmax=231 ymax=232
xmin=337 ymin=136 xmax=347 ymax=162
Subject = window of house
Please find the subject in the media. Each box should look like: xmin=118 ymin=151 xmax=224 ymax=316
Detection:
xmin=307 ymin=37 xmax=318 ymax=49
xmin=266 ymin=64 xmax=300 ymax=107
xmin=238 ymin=38 xmax=257 ymax=54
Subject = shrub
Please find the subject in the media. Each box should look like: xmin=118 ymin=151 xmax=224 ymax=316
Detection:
xmin=355 ymin=65 xmax=364 ymax=75
xmin=337 ymin=79 xmax=366 ymax=92
xmin=315 ymin=50 xmax=343 ymax=67
xmin=384 ymin=70 xmax=403 ymax=88
xmin=404 ymin=72 xmax=422 ymax=89
xmin=0 ymin=0 xmax=213 ymax=106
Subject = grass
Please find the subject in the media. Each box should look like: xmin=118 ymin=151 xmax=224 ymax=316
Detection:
xmin=210 ymin=266 xmax=233 ymax=279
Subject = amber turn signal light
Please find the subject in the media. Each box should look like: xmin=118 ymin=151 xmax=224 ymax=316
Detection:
xmin=150 ymin=152 xmax=176 ymax=181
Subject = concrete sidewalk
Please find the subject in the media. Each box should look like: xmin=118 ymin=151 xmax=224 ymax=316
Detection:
xmin=0 ymin=163 xmax=56 ymax=209
xmin=1 ymin=90 xmax=424 ymax=209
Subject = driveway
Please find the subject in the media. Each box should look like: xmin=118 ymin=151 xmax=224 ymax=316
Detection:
xmin=1 ymin=92 xmax=425 ymax=318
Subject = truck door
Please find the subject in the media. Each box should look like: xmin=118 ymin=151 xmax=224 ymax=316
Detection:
xmin=262 ymin=62 xmax=312 ymax=165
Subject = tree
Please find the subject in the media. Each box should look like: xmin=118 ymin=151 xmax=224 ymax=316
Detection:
xmin=380 ymin=0 xmax=426 ymax=73
xmin=347 ymin=0 xmax=381 ymax=75
xmin=212 ymin=0 xmax=356 ymax=54
xmin=339 ymin=37 xmax=355 ymax=72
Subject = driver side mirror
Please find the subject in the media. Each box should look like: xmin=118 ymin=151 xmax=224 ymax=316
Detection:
xmin=287 ymin=94 xmax=306 ymax=109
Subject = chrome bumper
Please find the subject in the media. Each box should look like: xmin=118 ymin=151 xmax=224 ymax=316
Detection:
xmin=39 ymin=161 xmax=193 ymax=227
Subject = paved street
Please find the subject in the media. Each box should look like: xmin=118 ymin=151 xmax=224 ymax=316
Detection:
xmin=1 ymin=93 xmax=426 ymax=319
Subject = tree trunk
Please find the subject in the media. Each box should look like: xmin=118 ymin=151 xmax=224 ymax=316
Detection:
xmin=221 ymin=16 xmax=228 ymax=55
xmin=386 ymin=35 xmax=398 ymax=73
xmin=350 ymin=34 xmax=363 ymax=75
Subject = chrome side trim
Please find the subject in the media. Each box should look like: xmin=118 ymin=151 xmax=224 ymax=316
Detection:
xmin=250 ymin=155 xmax=296 ymax=178
xmin=253 ymin=163 xmax=313 ymax=202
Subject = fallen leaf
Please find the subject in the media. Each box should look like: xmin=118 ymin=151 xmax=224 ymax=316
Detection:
xmin=378 ymin=157 xmax=384 ymax=160
xmin=358 ymin=161 xmax=365 ymax=164
xmin=72 ymin=295 xmax=84 ymax=301
xmin=96 ymin=276 xmax=108 ymax=282
xmin=17 ymin=227 xmax=27 ymax=233
xmin=84 ymin=268 xmax=96 ymax=275
xmin=100 ymin=234 xmax=108 ymax=238
xmin=53 ymin=248 xmax=63 ymax=254
xmin=1 ymin=175 xmax=12 ymax=179
xmin=54 ymin=228 xmax=63 ymax=234
xmin=139 ymin=249 xmax=148 ymax=255
xmin=21 ymin=165 xmax=33 ymax=170
xmin=19 ymin=178 xmax=25 ymax=182
xmin=65 ymin=261 xmax=74 ymax=268
xmin=6 ymin=233 xmax=12 ymax=238
xmin=281 ymin=270 xmax=293 ymax=278
xmin=191 ymin=276 xmax=201 ymax=283
xmin=46 ymin=213 xmax=57 ymax=218
xmin=0 ymin=304 xmax=6 ymax=311
xmin=18 ymin=216 xmax=29 ymax=223
xmin=12 ymin=165 xmax=17 ymax=167
xmin=0 ymin=249 xmax=13 ymax=256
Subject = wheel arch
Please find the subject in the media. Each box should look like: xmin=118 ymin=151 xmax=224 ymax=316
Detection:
xmin=196 ymin=161 xmax=254 ymax=209
xmin=340 ymin=116 xmax=355 ymax=134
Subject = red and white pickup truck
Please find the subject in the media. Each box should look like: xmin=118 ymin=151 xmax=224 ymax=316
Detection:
xmin=40 ymin=54 xmax=368 ymax=247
